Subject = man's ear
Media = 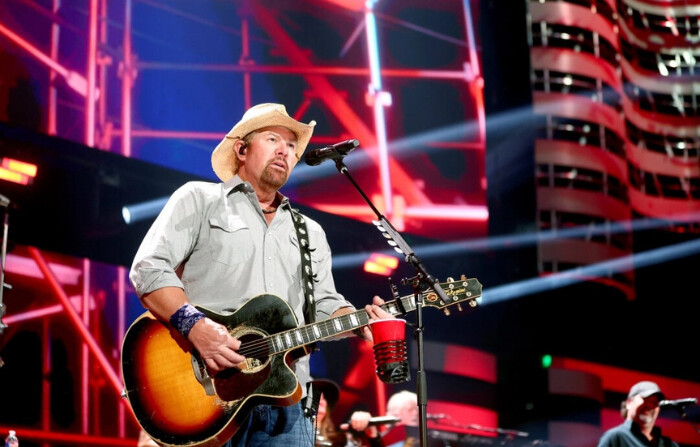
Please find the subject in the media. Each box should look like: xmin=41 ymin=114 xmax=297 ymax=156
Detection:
xmin=235 ymin=141 xmax=247 ymax=159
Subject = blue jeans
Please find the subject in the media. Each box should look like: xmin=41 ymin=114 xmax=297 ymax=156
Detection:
xmin=224 ymin=403 xmax=314 ymax=447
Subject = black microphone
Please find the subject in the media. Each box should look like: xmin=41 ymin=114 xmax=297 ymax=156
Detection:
xmin=304 ymin=139 xmax=360 ymax=166
xmin=367 ymin=416 xmax=401 ymax=426
xmin=342 ymin=416 xmax=400 ymax=430
xmin=659 ymin=398 xmax=697 ymax=407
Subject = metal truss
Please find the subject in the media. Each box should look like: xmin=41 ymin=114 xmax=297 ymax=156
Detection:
xmin=0 ymin=0 xmax=485 ymax=444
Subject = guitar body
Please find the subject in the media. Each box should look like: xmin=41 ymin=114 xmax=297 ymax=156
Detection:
xmin=121 ymin=276 xmax=483 ymax=447
xmin=121 ymin=294 xmax=306 ymax=447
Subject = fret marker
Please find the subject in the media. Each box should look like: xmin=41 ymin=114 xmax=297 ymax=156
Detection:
xmin=284 ymin=333 xmax=292 ymax=348
xmin=312 ymin=325 xmax=321 ymax=338
xmin=295 ymin=330 xmax=303 ymax=344
xmin=333 ymin=319 xmax=342 ymax=332
xmin=349 ymin=314 xmax=359 ymax=327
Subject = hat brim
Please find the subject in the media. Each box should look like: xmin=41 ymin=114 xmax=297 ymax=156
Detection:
xmin=311 ymin=379 xmax=340 ymax=410
xmin=211 ymin=109 xmax=315 ymax=182
xmin=639 ymin=390 xmax=665 ymax=400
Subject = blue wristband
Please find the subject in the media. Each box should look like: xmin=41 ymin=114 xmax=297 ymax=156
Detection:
xmin=169 ymin=303 xmax=205 ymax=338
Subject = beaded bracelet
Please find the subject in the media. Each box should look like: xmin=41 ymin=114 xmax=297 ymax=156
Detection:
xmin=169 ymin=303 xmax=206 ymax=338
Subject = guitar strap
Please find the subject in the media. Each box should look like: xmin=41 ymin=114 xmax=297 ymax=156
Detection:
xmin=287 ymin=205 xmax=316 ymax=325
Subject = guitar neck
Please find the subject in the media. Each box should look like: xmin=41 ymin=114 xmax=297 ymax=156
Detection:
xmin=254 ymin=292 xmax=418 ymax=356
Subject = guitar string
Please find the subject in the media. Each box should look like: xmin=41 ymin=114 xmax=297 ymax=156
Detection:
xmin=232 ymin=294 xmax=425 ymax=358
xmin=232 ymin=286 xmax=474 ymax=358
xmin=232 ymin=299 xmax=401 ymax=358
xmin=232 ymin=290 xmax=461 ymax=358
xmin=210 ymin=284 xmax=472 ymax=365
xmin=223 ymin=286 xmax=474 ymax=359
xmin=235 ymin=312 xmax=373 ymax=358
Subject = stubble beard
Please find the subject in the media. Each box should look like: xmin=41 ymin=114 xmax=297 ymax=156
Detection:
xmin=260 ymin=163 xmax=288 ymax=190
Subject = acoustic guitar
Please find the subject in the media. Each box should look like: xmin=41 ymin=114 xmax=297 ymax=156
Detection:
xmin=120 ymin=275 xmax=482 ymax=447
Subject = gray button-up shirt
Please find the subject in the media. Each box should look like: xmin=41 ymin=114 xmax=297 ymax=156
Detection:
xmin=129 ymin=175 xmax=354 ymax=389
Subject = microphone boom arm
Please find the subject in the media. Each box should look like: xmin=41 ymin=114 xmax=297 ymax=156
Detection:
xmin=333 ymin=159 xmax=451 ymax=304
xmin=331 ymin=155 xmax=468 ymax=447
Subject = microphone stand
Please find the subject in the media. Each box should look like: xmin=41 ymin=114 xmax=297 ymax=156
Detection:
xmin=0 ymin=194 xmax=11 ymax=337
xmin=332 ymin=157 xmax=454 ymax=447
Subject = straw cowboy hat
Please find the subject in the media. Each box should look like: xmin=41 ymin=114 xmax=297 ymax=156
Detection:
xmin=211 ymin=103 xmax=316 ymax=182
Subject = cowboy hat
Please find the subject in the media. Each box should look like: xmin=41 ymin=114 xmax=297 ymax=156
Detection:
xmin=311 ymin=378 xmax=340 ymax=411
xmin=211 ymin=103 xmax=316 ymax=182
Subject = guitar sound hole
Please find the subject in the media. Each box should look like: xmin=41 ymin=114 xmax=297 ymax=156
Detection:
xmin=238 ymin=332 xmax=269 ymax=370
xmin=214 ymin=331 xmax=271 ymax=402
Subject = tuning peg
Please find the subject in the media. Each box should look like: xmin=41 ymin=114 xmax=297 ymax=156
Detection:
xmin=469 ymin=300 xmax=478 ymax=308
xmin=443 ymin=308 xmax=450 ymax=316
xmin=460 ymin=274 xmax=466 ymax=281
xmin=388 ymin=278 xmax=400 ymax=300
xmin=457 ymin=304 xmax=462 ymax=312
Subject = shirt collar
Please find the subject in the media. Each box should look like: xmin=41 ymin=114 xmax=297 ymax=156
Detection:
xmin=223 ymin=175 xmax=291 ymax=209
xmin=624 ymin=419 xmax=663 ymax=441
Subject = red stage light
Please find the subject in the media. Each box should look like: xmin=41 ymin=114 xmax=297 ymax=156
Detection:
xmin=0 ymin=157 xmax=37 ymax=185
xmin=363 ymin=253 xmax=399 ymax=276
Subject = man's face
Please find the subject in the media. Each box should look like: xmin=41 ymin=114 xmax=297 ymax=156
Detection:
xmin=627 ymin=394 xmax=660 ymax=428
xmin=243 ymin=126 xmax=299 ymax=190
xmin=398 ymin=401 xmax=419 ymax=427
xmin=317 ymin=395 xmax=328 ymax=422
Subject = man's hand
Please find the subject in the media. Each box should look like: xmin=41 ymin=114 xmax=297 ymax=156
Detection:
xmin=361 ymin=295 xmax=395 ymax=343
xmin=140 ymin=287 xmax=245 ymax=374
xmin=188 ymin=318 xmax=245 ymax=374
xmin=340 ymin=411 xmax=379 ymax=438
xmin=331 ymin=295 xmax=396 ymax=342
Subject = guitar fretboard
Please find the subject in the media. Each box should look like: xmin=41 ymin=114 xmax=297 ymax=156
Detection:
xmin=259 ymin=292 xmax=418 ymax=356
xmin=236 ymin=276 xmax=479 ymax=358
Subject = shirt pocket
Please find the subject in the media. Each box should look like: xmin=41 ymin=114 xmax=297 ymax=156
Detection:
xmin=207 ymin=215 xmax=254 ymax=266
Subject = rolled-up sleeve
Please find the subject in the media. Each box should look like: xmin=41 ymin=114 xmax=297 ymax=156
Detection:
xmin=129 ymin=183 xmax=202 ymax=298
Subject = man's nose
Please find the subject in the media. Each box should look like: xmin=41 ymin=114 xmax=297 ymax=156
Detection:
xmin=275 ymin=140 xmax=291 ymax=156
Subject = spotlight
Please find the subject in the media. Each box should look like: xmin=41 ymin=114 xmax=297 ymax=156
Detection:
xmin=121 ymin=197 xmax=168 ymax=225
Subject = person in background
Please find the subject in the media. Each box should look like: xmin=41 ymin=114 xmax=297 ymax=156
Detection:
xmin=597 ymin=380 xmax=679 ymax=447
xmin=312 ymin=378 xmax=345 ymax=447
xmin=343 ymin=390 xmax=419 ymax=447
xmin=129 ymin=103 xmax=392 ymax=447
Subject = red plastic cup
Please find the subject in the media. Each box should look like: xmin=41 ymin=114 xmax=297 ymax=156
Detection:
xmin=369 ymin=319 xmax=407 ymax=345
xmin=369 ymin=319 xmax=410 ymax=384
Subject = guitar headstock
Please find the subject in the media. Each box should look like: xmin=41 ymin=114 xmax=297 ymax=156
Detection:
xmin=422 ymin=275 xmax=482 ymax=315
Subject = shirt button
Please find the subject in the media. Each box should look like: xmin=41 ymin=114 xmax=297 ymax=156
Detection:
xmin=268 ymin=283 xmax=273 ymax=287
xmin=267 ymin=256 xmax=272 ymax=260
